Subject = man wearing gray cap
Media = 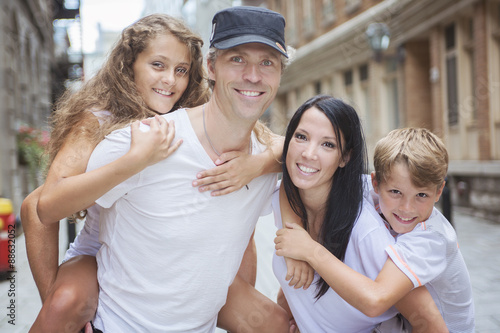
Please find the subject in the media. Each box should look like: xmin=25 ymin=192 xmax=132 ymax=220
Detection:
xmin=85 ymin=6 xmax=291 ymax=332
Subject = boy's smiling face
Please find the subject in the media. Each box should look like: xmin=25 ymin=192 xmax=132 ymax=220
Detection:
xmin=372 ymin=163 xmax=445 ymax=234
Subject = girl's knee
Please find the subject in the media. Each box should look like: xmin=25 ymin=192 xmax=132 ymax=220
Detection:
xmin=46 ymin=282 xmax=97 ymax=319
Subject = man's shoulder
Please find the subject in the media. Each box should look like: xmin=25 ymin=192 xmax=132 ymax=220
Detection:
xmin=160 ymin=108 xmax=188 ymax=122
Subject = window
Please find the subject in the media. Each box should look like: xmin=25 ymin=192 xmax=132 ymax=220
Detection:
xmin=344 ymin=69 xmax=353 ymax=102
xmin=359 ymin=64 xmax=369 ymax=82
xmin=302 ymin=0 xmax=315 ymax=38
xmin=385 ymin=59 xmax=399 ymax=129
xmin=322 ymin=0 xmax=336 ymax=26
xmin=344 ymin=70 xmax=353 ymax=86
xmin=463 ymin=18 xmax=476 ymax=121
xmin=445 ymin=23 xmax=459 ymax=126
xmin=345 ymin=0 xmax=361 ymax=14
xmin=286 ymin=0 xmax=298 ymax=45
xmin=315 ymin=81 xmax=322 ymax=95
xmin=359 ymin=64 xmax=371 ymax=136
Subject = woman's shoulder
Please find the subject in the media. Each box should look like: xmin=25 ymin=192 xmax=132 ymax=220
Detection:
xmin=353 ymin=198 xmax=394 ymax=241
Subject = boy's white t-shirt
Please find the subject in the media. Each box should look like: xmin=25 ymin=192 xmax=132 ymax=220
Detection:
xmin=86 ymin=109 xmax=277 ymax=332
xmin=272 ymin=184 xmax=399 ymax=333
xmin=385 ymin=207 xmax=475 ymax=332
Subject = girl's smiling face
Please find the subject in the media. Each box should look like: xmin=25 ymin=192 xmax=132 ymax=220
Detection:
xmin=372 ymin=163 xmax=445 ymax=234
xmin=133 ymin=33 xmax=190 ymax=114
xmin=286 ymin=107 xmax=346 ymax=198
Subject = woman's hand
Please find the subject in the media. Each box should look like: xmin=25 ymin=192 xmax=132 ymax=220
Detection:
xmin=275 ymin=223 xmax=316 ymax=263
xmin=284 ymin=257 xmax=314 ymax=290
xmin=129 ymin=115 xmax=182 ymax=168
xmin=193 ymin=151 xmax=260 ymax=196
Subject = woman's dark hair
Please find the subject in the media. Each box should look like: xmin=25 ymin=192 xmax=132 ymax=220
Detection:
xmin=281 ymin=94 xmax=368 ymax=299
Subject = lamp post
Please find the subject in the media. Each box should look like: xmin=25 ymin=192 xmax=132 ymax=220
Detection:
xmin=365 ymin=22 xmax=391 ymax=62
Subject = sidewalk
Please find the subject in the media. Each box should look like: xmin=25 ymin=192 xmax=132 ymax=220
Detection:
xmin=1 ymin=210 xmax=498 ymax=332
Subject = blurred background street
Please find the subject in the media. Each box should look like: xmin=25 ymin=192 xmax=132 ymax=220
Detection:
xmin=1 ymin=208 xmax=499 ymax=332
xmin=1 ymin=0 xmax=500 ymax=332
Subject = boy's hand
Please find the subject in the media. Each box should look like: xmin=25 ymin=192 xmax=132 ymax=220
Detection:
xmin=284 ymin=257 xmax=314 ymax=290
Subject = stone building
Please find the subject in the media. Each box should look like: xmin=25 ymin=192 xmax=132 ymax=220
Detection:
xmin=266 ymin=0 xmax=500 ymax=222
xmin=0 ymin=0 xmax=79 ymax=212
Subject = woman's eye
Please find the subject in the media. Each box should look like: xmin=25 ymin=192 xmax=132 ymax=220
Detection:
xmin=294 ymin=133 xmax=306 ymax=141
xmin=152 ymin=62 xmax=164 ymax=68
xmin=262 ymin=60 xmax=272 ymax=66
xmin=390 ymin=189 xmax=401 ymax=195
xmin=417 ymin=193 xmax=428 ymax=198
xmin=231 ymin=56 xmax=243 ymax=63
xmin=323 ymin=142 xmax=335 ymax=149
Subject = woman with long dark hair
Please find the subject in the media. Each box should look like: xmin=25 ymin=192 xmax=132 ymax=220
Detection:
xmin=273 ymin=95 xmax=447 ymax=332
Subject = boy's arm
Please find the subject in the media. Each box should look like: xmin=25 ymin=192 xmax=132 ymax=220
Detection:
xmin=276 ymin=225 xmax=415 ymax=317
xmin=396 ymin=286 xmax=449 ymax=333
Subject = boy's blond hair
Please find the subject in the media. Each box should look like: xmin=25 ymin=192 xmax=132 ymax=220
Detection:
xmin=373 ymin=128 xmax=448 ymax=188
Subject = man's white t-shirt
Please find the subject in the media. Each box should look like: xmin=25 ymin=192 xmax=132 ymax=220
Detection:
xmin=272 ymin=184 xmax=399 ymax=333
xmin=86 ymin=109 xmax=277 ymax=332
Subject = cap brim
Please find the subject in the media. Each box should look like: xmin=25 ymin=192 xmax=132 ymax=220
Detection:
xmin=212 ymin=35 xmax=288 ymax=58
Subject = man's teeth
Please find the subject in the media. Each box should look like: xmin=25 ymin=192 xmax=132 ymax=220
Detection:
xmin=298 ymin=165 xmax=317 ymax=173
xmin=153 ymin=88 xmax=173 ymax=96
xmin=239 ymin=90 xmax=261 ymax=97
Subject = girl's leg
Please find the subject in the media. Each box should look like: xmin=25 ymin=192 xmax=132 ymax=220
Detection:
xmin=29 ymin=255 xmax=98 ymax=333
xmin=217 ymin=274 xmax=290 ymax=333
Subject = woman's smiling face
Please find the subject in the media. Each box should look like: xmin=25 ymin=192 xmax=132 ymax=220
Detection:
xmin=286 ymin=107 xmax=346 ymax=197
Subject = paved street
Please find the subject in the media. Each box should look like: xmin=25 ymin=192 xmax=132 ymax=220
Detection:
xmin=1 ymin=209 xmax=498 ymax=332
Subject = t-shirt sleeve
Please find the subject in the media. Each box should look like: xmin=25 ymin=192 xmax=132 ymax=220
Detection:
xmin=385 ymin=224 xmax=447 ymax=288
xmin=86 ymin=126 xmax=141 ymax=208
xmin=63 ymin=205 xmax=102 ymax=262
xmin=355 ymin=221 xmax=395 ymax=279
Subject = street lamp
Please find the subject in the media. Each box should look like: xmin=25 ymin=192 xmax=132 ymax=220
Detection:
xmin=365 ymin=22 xmax=391 ymax=62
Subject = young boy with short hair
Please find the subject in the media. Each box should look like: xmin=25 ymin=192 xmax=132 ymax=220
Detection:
xmin=368 ymin=127 xmax=475 ymax=332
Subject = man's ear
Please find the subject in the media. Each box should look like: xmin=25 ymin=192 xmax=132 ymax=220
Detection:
xmin=371 ymin=171 xmax=380 ymax=194
xmin=207 ymin=59 xmax=216 ymax=81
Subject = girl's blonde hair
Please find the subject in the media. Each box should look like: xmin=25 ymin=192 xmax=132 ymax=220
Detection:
xmin=46 ymin=14 xmax=210 ymax=167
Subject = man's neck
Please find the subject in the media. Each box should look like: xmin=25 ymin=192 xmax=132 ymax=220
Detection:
xmin=189 ymin=102 xmax=255 ymax=161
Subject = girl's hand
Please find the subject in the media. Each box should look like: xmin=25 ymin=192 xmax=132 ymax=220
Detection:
xmin=284 ymin=257 xmax=314 ymax=290
xmin=129 ymin=115 xmax=182 ymax=168
xmin=275 ymin=223 xmax=316 ymax=262
xmin=193 ymin=151 xmax=259 ymax=196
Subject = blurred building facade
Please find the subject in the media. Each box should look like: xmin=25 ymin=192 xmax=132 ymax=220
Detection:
xmin=0 ymin=0 xmax=80 ymax=212
xmin=266 ymin=0 xmax=500 ymax=221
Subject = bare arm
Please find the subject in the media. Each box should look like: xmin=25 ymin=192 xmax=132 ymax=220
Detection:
xmin=193 ymin=135 xmax=284 ymax=196
xmin=38 ymin=116 xmax=180 ymax=224
xmin=396 ymin=286 xmax=448 ymax=333
xmin=21 ymin=186 xmax=59 ymax=302
xmin=275 ymin=223 xmax=414 ymax=317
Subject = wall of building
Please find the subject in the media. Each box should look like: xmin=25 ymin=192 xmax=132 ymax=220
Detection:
xmin=0 ymin=0 xmax=54 ymax=212
xmin=268 ymin=0 xmax=500 ymax=222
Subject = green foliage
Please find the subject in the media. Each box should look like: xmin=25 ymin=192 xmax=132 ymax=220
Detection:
xmin=17 ymin=125 xmax=49 ymax=184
